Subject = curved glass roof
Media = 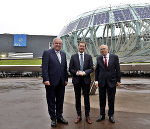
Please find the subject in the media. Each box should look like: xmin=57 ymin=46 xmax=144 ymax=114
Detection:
xmin=59 ymin=3 xmax=150 ymax=37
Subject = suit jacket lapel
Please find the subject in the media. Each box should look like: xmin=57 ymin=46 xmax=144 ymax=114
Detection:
xmin=83 ymin=53 xmax=87 ymax=70
xmin=100 ymin=56 xmax=105 ymax=69
xmin=60 ymin=51 xmax=65 ymax=65
xmin=108 ymin=54 xmax=112 ymax=69
xmin=51 ymin=48 xmax=60 ymax=64
xmin=76 ymin=53 xmax=80 ymax=69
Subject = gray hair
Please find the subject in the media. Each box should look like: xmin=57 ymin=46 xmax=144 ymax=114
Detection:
xmin=53 ymin=37 xmax=62 ymax=43
xmin=100 ymin=44 xmax=108 ymax=50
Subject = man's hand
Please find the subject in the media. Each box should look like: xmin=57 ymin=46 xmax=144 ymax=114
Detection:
xmin=116 ymin=82 xmax=120 ymax=87
xmin=95 ymin=81 xmax=98 ymax=88
xmin=44 ymin=81 xmax=50 ymax=86
xmin=65 ymin=81 xmax=68 ymax=86
xmin=78 ymin=71 xmax=86 ymax=76
xmin=78 ymin=71 xmax=83 ymax=76
xmin=95 ymin=83 xmax=98 ymax=88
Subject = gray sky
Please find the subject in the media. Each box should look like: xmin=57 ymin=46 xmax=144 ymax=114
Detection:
xmin=0 ymin=0 xmax=149 ymax=35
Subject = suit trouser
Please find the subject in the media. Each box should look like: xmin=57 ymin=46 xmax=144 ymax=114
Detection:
xmin=99 ymin=83 xmax=116 ymax=116
xmin=74 ymin=78 xmax=90 ymax=117
xmin=45 ymin=80 xmax=65 ymax=120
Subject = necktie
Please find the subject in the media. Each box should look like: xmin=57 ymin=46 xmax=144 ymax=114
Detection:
xmin=56 ymin=51 xmax=61 ymax=63
xmin=104 ymin=56 xmax=107 ymax=69
xmin=80 ymin=54 xmax=84 ymax=71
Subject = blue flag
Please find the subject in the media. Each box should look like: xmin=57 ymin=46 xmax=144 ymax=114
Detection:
xmin=14 ymin=34 xmax=27 ymax=47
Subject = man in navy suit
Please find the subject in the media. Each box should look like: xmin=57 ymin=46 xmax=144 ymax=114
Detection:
xmin=42 ymin=38 xmax=68 ymax=128
xmin=69 ymin=41 xmax=93 ymax=124
xmin=95 ymin=45 xmax=121 ymax=123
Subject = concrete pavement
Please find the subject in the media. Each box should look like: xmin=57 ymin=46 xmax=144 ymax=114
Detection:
xmin=0 ymin=77 xmax=150 ymax=129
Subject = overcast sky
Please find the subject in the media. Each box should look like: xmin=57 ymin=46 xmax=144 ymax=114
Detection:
xmin=0 ymin=0 xmax=149 ymax=36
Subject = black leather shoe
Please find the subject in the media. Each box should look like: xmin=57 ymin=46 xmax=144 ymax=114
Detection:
xmin=57 ymin=117 xmax=68 ymax=124
xmin=109 ymin=116 xmax=115 ymax=123
xmin=51 ymin=120 xmax=57 ymax=128
xmin=96 ymin=115 xmax=105 ymax=122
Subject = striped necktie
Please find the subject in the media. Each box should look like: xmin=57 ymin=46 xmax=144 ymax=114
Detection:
xmin=56 ymin=51 xmax=61 ymax=63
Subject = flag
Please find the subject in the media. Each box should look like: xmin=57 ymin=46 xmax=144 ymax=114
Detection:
xmin=14 ymin=34 xmax=27 ymax=47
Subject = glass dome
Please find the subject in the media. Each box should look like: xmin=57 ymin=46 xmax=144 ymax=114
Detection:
xmin=59 ymin=3 xmax=150 ymax=63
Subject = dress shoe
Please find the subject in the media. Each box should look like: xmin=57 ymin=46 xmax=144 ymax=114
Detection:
xmin=86 ymin=117 xmax=92 ymax=124
xmin=109 ymin=116 xmax=115 ymax=123
xmin=96 ymin=115 xmax=105 ymax=122
xmin=57 ymin=117 xmax=68 ymax=124
xmin=74 ymin=116 xmax=82 ymax=124
xmin=51 ymin=120 xmax=57 ymax=128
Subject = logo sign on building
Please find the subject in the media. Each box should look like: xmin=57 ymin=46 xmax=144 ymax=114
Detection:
xmin=14 ymin=34 xmax=27 ymax=47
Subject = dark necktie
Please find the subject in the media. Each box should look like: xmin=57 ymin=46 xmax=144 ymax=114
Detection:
xmin=104 ymin=56 xmax=107 ymax=69
xmin=80 ymin=54 xmax=84 ymax=71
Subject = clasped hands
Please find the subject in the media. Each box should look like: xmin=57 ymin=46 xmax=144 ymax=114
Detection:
xmin=77 ymin=70 xmax=86 ymax=76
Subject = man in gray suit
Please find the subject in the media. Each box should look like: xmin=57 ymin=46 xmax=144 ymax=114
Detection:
xmin=69 ymin=41 xmax=93 ymax=124
xmin=42 ymin=38 xmax=68 ymax=128
xmin=95 ymin=45 xmax=121 ymax=123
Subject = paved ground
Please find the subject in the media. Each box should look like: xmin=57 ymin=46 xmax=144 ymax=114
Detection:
xmin=0 ymin=77 xmax=150 ymax=129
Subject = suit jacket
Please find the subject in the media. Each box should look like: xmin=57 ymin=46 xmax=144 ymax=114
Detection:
xmin=69 ymin=53 xmax=93 ymax=85
xmin=95 ymin=54 xmax=121 ymax=87
xmin=42 ymin=48 xmax=68 ymax=86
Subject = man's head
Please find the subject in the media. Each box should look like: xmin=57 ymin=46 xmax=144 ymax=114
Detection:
xmin=53 ymin=38 xmax=62 ymax=51
xmin=78 ymin=41 xmax=86 ymax=53
xmin=100 ymin=45 xmax=108 ymax=56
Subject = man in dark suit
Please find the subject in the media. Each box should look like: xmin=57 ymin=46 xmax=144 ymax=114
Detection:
xmin=69 ymin=41 xmax=93 ymax=124
xmin=95 ymin=44 xmax=121 ymax=123
xmin=42 ymin=38 xmax=68 ymax=128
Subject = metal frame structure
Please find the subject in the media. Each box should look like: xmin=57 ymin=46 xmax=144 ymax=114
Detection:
xmin=59 ymin=4 xmax=150 ymax=63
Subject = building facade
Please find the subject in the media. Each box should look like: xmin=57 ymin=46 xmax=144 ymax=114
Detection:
xmin=0 ymin=34 xmax=56 ymax=58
